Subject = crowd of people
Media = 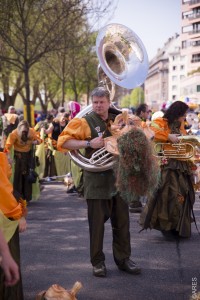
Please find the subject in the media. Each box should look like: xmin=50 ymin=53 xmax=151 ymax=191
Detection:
xmin=0 ymin=92 xmax=199 ymax=298
xmin=0 ymin=102 xmax=81 ymax=299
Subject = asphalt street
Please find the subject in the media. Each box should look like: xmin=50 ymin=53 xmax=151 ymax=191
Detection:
xmin=20 ymin=182 xmax=200 ymax=300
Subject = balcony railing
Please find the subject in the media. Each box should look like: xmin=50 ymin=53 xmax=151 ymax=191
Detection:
xmin=189 ymin=0 xmax=200 ymax=5
xmin=189 ymin=29 xmax=200 ymax=34
xmin=191 ymin=58 xmax=200 ymax=62
xmin=188 ymin=12 xmax=200 ymax=19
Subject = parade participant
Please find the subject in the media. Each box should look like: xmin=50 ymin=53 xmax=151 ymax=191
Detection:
xmin=136 ymin=103 xmax=151 ymax=122
xmin=34 ymin=114 xmax=54 ymax=181
xmin=0 ymin=229 xmax=19 ymax=287
xmin=44 ymin=113 xmax=70 ymax=179
xmin=4 ymin=120 xmax=42 ymax=202
xmin=0 ymin=151 xmax=27 ymax=299
xmin=140 ymin=101 xmax=196 ymax=238
xmin=57 ymin=86 xmax=141 ymax=277
xmin=0 ymin=106 xmax=19 ymax=149
xmin=68 ymin=101 xmax=81 ymax=119
xmin=34 ymin=113 xmax=54 ymax=139
xmin=129 ymin=103 xmax=152 ymax=213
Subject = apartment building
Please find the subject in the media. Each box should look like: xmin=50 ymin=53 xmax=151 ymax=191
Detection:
xmin=145 ymin=0 xmax=200 ymax=111
xmin=181 ymin=0 xmax=200 ymax=103
xmin=145 ymin=34 xmax=180 ymax=111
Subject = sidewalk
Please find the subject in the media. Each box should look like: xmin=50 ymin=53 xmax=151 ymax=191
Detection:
xmin=20 ymin=183 xmax=200 ymax=300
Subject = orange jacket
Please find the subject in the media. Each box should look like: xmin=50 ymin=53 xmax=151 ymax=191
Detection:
xmin=0 ymin=152 xmax=23 ymax=219
xmin=150 ymin=117 xmax=187 ymax=142
xmin=4 ymin=128 xmax=42 ymax=153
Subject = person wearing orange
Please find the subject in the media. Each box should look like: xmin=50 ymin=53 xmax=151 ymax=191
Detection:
xmin=0 ymin=151 xmax=27 ymax=299
xmin=0 ymin=106 xmax=19 ymax=149
xmin=4 ymin=120 xmax=42 ymax=202
xmin=43 ymin=113 xmax=70 ymax=179
xmin=129 ymin=103 xmax=152 ymax=213
xmin=57 ymin=87 xmax=141 ymax=278
xmin=0 ymin=229 xmax=19 ymax=287
xmin=140 ymin=101 xmax=195 ymax=238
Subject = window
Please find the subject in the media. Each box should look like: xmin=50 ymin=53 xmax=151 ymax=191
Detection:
xmin=183 ymin=11 xmax=192 ymax=19
xmin=192 ymin=40 xmax=200 ymax=47
xmin=172 ymin=66 xmax=177 ymax=71
xmin=172 ymin=76 xmax=177 ymax=81
xmin=192 ymin=53 xmax=200 ymax=62
xmin=193 ymin=22 xmax=200 ymax=33
xmin=180 ymin=65 xmax=185 ymax=70
xmin=197 ymin=85 xmax=200 ymax=92
xmin=182 ymin=25 xmax=192 ymax=33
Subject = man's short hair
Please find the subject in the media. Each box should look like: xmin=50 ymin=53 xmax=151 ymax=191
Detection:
xmin=46 ymin=114 xmax=54 ymax=121
xmin=91 ymin=87 xmax=110 ymax=101
xmin=135 ymin=104 xmax=148 ymax=116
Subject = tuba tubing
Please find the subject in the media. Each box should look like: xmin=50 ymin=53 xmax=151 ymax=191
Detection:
xmin=154 ymin=142 xmax=195 ymax=159
xmin=68 ymin=23 xmax=149 ymax=172
xmin=68 ymin=104 xmax=118 ymax=172
xmin=154 ymin=135 xmax=200 ymax=159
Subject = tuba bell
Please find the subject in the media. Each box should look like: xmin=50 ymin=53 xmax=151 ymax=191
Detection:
xmin=69 ymin=23 xmax=149 ymax=172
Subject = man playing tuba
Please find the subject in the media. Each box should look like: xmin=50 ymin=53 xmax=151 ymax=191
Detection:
xmin=57 ymin=86 xmax=141 ymax=278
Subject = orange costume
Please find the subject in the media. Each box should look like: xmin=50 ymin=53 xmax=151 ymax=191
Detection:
xmin=0 ymin=152 xmax=26 ymax=299
xmin=4 ymin=127 xmax=42 ymax=153
xmin=0 ymin=152 xmax=25 ymax=221
xmin=150 ymin=117 xmax=187 ymax=141
xmin=4 ymin=123 xmax=42 ymax=202
xmin=57 ymin=118 xmax=91 ymax=152
xmin=140 ymin=116 xmax=195 ymax=238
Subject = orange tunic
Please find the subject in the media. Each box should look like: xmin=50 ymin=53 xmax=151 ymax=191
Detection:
xmin=57 ymin=118 xmax=91 ymax=152
xmin=4 ymin=128 xmax=42 ymax=153
xmin=150 ymin=117 xmax=187 ymax=142
xmin=0 ymin=152 xmax=23 ymax=220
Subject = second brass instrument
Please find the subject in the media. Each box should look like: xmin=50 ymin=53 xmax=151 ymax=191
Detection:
xmin=154 ymin=135 xmax=200 ymax=160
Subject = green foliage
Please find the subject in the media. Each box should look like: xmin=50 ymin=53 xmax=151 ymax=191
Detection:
xmin=0 ymin=0 xmax=118 ymax=113
xmin=120 ymin=87 xmax=144 ymax=108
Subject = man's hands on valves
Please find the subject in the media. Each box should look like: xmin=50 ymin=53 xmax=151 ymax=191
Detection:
xmin=89 ymin=136 xmax=105 ymax=149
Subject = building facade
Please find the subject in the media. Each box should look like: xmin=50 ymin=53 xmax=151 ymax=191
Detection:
xmin=145 ymin=35 xmax=180 ymax=111
xmin=145 ymin=0 xmax=200 ymax=111
xmin=181 ymin=0 xmax=200 ymax=104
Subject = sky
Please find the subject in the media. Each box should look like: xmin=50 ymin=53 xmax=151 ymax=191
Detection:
xmin=99 ymin=0 xmax=181 ymax=61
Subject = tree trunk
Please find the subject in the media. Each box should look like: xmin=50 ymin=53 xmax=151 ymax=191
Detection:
xmin=24 ymin=66 xmax=31 ymax=125
xmin=61 ymin=78 xmax=65 ymax=107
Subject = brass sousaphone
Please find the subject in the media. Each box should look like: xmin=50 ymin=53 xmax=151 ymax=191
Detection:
xmin=69 ymin=23 xmax=149 ymax=172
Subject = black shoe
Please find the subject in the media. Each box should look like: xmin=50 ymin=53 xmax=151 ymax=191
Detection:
xmin=93 ymin=262 xmax=107 ymax=277
xmin=161 ymin=229 xmax=179 ymax=240
xmin=118 ymin=258 xmax=141 ymax=275
xmin=66 ymin=187 xmax=77 ymax=194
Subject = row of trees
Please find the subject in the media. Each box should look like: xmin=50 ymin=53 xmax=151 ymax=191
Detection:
xmin=0 ymin=0 xmax=117 ymax=123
